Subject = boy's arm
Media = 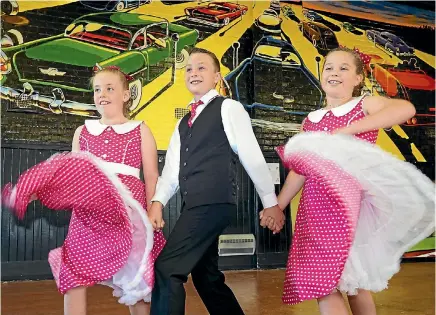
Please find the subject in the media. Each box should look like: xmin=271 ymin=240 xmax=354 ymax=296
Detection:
xmin=150 ymin=120 xmax=182 ymax=207
xmin=221 ymin=99 xmax=278 ymax=209
xmin=222 ymin=100 xmax=283 ymax=232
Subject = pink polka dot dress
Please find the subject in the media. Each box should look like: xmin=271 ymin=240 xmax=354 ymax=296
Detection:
xmin=276 ymin=95 xmax=435 ymax=305
xmin=2 ymin=120 xmax=166 ymax=305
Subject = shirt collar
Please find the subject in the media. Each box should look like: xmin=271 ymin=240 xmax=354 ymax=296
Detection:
xmin=307 ymin=95 xmax=365 ymax=123
xmin=85 ymin=120 xmax=142 ymax=136
xmin=187 ymin=89 xmax=219 ymax=108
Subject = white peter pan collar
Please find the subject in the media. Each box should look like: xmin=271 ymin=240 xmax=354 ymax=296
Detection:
xmin=307 ymin=94 xmax=366 ymax=123
xmin=85 ymin=120 xmax=142 ymax=136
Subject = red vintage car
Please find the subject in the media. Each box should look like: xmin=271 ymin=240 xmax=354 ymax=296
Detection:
xmin=389 ymin=68 xmax=435 ymax=124
xmin=185 ymin=2 xmax=248 ymax=27
xmin=386 ymin=67 xmax=436 ymax=92
xmin=404 ymin=112 xmax=435 ymax=127
xmin=371 ymin=64 xmax=435 ymax=127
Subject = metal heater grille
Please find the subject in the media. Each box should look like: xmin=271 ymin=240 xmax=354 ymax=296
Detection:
xmin=218 ymin=234 xmax=256 ymax=256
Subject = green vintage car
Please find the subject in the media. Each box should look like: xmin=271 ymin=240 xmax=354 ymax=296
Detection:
xmin=0 ymin=12 xmax=199 ymax=117
xmin=341 ymin=22 xmax=356 ymax=33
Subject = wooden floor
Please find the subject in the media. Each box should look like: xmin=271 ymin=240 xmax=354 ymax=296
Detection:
xmin=2 ymin=263 xmax=434 ymax=315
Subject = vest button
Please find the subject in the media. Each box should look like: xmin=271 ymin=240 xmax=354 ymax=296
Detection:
xmin=184 ymin=191 xmax=188 ymax=195
xmin=186 ymin=147 xmax=189 ymax=152
xmin=183 ymin=176 xmax=187 ymax=181
xmin=188 ymin=133 xmax=192 ymax=138
xmin=183 ymin=162 xmax=187 ymax=166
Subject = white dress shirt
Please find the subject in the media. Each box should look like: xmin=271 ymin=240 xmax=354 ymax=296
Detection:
xmin=151 ymin=89 xmax=278 ymax=208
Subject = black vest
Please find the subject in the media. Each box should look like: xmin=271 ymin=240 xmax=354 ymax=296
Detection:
xmin=178 ymin=96 xmax=237 ymax=210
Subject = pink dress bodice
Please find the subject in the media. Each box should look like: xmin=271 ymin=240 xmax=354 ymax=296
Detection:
xmin=303 ymin=95 xmax=378 ymax=144
xmin=79 ymin=120 xmax=142 ymax=169
xmin=56 ymin=120 xmax=165 ymax=296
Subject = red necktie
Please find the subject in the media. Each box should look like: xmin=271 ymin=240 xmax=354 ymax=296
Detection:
xmin=188 ymin=100 xmax=203 ymax=127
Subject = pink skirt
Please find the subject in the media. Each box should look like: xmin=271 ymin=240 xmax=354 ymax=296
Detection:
xmin=277 ymin=132 xmax=434 ymax=304
xmin=2 ymin=152 xmax=164 ymax=305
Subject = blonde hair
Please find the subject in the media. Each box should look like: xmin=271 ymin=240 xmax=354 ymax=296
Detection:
xmin=189 ymin=47 xmax=221 ymax=72
xmin=91 ymin=67 xmax=132 ymax=118
xmin=324 ymin=47 xmax=366 ymax=97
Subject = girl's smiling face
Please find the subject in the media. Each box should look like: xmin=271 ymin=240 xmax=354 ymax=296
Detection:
xmin=93 ymin=71 xmax=130 ymax=118
xmin=321 ymin=50 xmax=363 ymax=100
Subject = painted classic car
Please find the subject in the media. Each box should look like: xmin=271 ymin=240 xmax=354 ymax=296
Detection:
xmin=370 ymin=63 xmax=410 ymax=99
xmin=0 ymin=12 xmax=198 ymax=117
xmin=223 ymin=36 xmax=323 ymax=124
xmin=366 ymin=30 xmax=414 ymax=56
xmin=385 ymin=66 xmax=435 ymax=127
xmin=404 ymin=112 xmax=435 ymax=127
xmin=340 ymin=21 xmax=363 ymax=35
xmin=184 ymin=2 xmax=248 ymax=27
xmin=269 ymin=0 xmax=281 ymax=14
xmin=1 ymin=0 xmax=26 ymax=48
xmin=80 ymin=0 xmax=152 ymax=12
xmin=281 ymin=5 xmax=295 ymax=19
xmin=369 ymin=63 xmax=435 ymax=127
xmin=302 ymin=9 xmax=323 ymax=21
xmin=1 ymin=27 xmax=24 ymax=48
xmin=342 ymin=22 xmax=356 ymax=32
xmin=255 ymin=9 xmax=282 ymax=34
xmin=1 ymin=0 xmax=19 ymax=16
xmin=299 ymin=21 xmax=339 ymax=50
xmin=387 ymin=67 xmax=436 ymax=91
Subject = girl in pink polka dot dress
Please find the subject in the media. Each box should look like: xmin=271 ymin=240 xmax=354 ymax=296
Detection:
xmin=273 ymin=48 xmax=435 ymax=315
xmin=2 ymin=67 xmax=165 ymax=315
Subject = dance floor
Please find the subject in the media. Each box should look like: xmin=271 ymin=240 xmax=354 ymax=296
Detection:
xmin=2 ymin=262 xmax=434 ymax=315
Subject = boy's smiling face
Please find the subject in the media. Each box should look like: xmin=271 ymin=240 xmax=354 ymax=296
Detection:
xmin=185 ymin=52 xmax=221 ymax=100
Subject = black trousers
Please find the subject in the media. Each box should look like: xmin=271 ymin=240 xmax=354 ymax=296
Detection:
xmin=150 ymin=203 xmax=245 ymax=315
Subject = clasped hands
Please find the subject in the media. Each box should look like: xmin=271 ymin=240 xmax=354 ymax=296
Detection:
xmin=259 ymin=205 xmax=285 ymax=234
xmin=148 ymin=201 xmax=165 ymax=231
xmin=148 ymin=201 xmax=285 ymax=234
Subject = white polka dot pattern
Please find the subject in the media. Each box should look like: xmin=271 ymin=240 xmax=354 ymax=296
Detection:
xmin=2 ymin=123 xmax=165 ymax=302
xmin=276 ymin=97 xmax=377 ymax=305
xmin=280 ymin=152 xmax=362 ymax=304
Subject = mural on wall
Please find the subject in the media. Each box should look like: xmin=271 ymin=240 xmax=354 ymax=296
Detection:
xmin=1 ymin=0 xmax=434 ymax=258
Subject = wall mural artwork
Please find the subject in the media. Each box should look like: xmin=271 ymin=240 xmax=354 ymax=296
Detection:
xmin=1 ymin=0 xmax=434 ymax=259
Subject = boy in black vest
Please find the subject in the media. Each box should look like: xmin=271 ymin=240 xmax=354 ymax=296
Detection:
xmin=148 ymin=48 xmax=285 ymax=315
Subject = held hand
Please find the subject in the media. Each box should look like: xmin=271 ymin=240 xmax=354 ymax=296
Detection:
xmin=260 ymin=210 xmax=284 ymax=234
xmin=260 ymin=205 xmax=285 ymax=234
xmin=260 ymin=215 xmax=283 ymax=234
xmin=148 ymin=202 xmax=165 ymax=231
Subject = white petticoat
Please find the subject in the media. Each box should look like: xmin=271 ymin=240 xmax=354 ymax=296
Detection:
xmin=284 ymin=132 xmax=435 ymax=295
